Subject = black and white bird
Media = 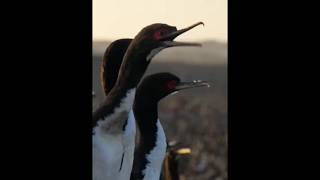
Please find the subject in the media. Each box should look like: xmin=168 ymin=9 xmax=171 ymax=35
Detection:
xmin=130 ymin=73 xmax=210 ymax=180
xmin=93 ymin=22 xmax=204 ymax=180
xmin=98 ymin=39 xmax=192 ymax=180
xmin=161 ymin=141 xmax=192 ymax=180
xmin=100 ymin=39 xmax=132 ymax=96
xmin=98 ymin=39 xmax=193 ymax=180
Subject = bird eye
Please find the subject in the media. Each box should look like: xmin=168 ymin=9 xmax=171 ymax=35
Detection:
xmin=153 ymin=29 xmax=167 ymax=40
xmin=153 ymin=31 xmax=162 ymax=40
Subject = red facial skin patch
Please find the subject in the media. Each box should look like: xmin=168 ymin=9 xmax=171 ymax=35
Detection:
xmin=153 ymin=31 xmax=162 ymax=40
xmin=167 ymin=80 xmax=177 ymax=90
xmin=153 ymin=29 xmax=168 ymax=40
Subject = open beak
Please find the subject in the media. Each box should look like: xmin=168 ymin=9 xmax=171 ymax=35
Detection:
xmin=160 ymin=22 xmax=204 ymax=47
xmin=174 ymin=80 xmax=210 ymax=91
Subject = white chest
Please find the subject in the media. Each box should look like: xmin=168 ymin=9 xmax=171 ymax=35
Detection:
xmin=95 ymin=89 xmax=136 ymax=135
xmin=142 ymin=120 xmax=167 ymax=180
xmin=93 ymin=109 xmax=136 ymax=180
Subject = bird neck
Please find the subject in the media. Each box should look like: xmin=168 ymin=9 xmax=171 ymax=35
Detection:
xmin=132 ymin=121 xmax=167 ymax=180
xmin=93 ymin=43 xmax=149 ymax=128
xmin=101 ymin=59 xmax=118 ymax=96
xmin=116 ymin=42 xmax=151 ymax=90
xmin=101 ymin=39 xmax=132 ymax=96
xmin=163 ymin=152 xmax=179 ymax=180
xmin=132 ymin=98 xmax=167 ymax=180
xmin=92 ymin=87 xmax=136 ymax=129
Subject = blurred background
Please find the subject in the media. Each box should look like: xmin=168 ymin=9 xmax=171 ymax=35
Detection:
xmin=93 ymin=0 xmax=227 ymax=180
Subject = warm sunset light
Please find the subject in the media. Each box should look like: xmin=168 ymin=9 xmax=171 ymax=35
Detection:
xmin=93 ymin=0 xmax=227 ymax=42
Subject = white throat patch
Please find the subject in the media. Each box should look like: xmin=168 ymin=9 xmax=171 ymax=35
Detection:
xmin=146 ymin=47 xmax=165 ymax=62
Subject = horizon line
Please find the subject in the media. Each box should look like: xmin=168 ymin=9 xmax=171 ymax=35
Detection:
xmin=93 ymin=38 xmax=228 ymax=44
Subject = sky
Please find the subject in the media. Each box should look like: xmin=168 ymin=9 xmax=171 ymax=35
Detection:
xmin=93 ymin=0 xmax=227 ymax=42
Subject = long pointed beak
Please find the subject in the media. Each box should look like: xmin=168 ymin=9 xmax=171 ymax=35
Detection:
xmin=160 ymin=22 xmax=204 ymax=47
xmin=175 ymin=80 xmax=211 ymax=91
xmin=162 ymin=41 xmax=202 ymax=47
xmin=160 ymin=22 xmax=204 ymax=41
